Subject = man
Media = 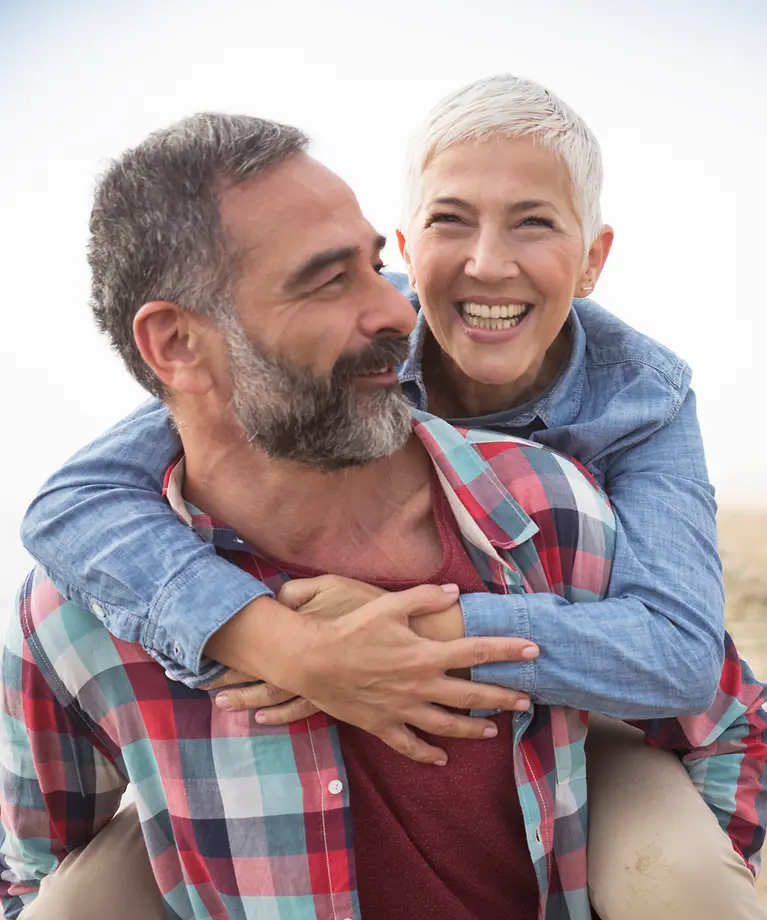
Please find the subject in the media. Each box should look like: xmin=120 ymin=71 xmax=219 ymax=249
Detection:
xmin=1 ymin=114 xmax=764 ymax=920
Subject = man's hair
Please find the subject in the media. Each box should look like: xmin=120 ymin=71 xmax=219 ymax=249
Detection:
xmin=401 ymin=74 xmax=604 ymax=246
xmin=88 ymin=113 xmax=309 ymax=396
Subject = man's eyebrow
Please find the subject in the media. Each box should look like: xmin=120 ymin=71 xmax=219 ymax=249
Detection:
xmin=284 ymin=235 xmax=388 ymax=292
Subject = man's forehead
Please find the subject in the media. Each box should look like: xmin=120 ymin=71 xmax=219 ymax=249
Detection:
xmin=220 ymin=154 xmax=361 ymax=239
xmin=220 ymin=154 xmax=381 ymax=275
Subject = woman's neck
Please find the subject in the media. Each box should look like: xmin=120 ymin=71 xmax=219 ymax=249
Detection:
xmin=423 ymin=326 xmax=571 ymax=420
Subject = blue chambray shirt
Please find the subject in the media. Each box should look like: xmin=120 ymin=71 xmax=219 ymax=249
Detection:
xmin=20 ymin=273 xmax=724 ymax=718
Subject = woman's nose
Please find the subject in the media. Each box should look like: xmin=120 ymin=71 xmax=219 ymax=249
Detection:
xmin=464 ymin=231 xmax=520 ymax=283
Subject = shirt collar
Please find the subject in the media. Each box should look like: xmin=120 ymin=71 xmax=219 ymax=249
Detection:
xmin=162 ymin=411 xmax=538 ymax=557
xmin=397 ymin=295 xmax=588 ymax=428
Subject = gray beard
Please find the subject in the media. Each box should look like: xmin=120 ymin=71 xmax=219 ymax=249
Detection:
xmin=223 ymin=320 xmax=413 ymax=471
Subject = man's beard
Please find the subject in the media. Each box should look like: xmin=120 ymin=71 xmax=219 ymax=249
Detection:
xmin=222 ymin=320 xmax=413 ymax=471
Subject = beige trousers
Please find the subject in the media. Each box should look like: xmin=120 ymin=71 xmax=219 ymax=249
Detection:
xmin=21 ymin=716 xmax=767 ymax=920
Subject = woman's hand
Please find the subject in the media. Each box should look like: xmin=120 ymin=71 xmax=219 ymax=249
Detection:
xmin=210 ymin=578 xmax=537 ymax=766
xmin=211 ymin=576 xmax=390 ymax=722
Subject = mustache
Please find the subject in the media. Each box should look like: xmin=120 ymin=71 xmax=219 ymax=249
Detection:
xmin=332 ymin=336 xmax=411 ymax=382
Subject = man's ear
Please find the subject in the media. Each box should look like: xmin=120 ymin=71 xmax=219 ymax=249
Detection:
xmin=396 ymin=229 xmax=417 ymax=290
xmin=576 ymin=225 xmax=615 ymax=297
xmin=133 ymin=302 xmax=217 ymax=395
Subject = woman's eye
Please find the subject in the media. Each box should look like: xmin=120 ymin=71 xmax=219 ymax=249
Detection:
xmin=425 ymin=212 xmax=463 ymax=227
xmin=519 ymin=216 xmax=555 ymax=229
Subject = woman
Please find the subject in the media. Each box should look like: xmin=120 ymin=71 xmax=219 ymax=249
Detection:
xmin=20 ymin=75 xmax=764 ymax=918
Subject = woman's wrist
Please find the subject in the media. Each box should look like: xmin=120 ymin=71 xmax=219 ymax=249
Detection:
xmin=410 ymin=601 xmax=465 ymax=642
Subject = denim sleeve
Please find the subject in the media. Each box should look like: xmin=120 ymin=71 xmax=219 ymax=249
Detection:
xmin=462 ymin=389 xmax=725 ymax=719
xmin=19 ymin=400 xmax=272 ymax=686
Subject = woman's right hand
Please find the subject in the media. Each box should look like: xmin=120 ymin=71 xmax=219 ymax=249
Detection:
xmin=210 ymin=578 xmax=537 ymax=765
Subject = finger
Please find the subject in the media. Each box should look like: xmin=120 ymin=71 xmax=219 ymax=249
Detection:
xmin=216 ymin=683 xmax=296 ymax=711
xmin=201 ymin=669 xmax=255 ymax=691
xmin=278 ymin=577 xmax=327 ymax=611
xmin=368 ymin=583 xmax=460 ymax=622
xmin=409 ymin=704 xmax=512 ymax=740
xmin=439 ymin=636 xmax=539 ymax=671
xmin=377 ymin=725 xmax=448 ymax=766
xmin=426 ymin=676 xmax=531 ymax=714
xmin=254 ymin=698 xmax=321 ymax=725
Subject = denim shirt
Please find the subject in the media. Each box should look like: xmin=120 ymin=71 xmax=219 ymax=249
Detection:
xmin=20 ymin=273 xmax=725 ymax=718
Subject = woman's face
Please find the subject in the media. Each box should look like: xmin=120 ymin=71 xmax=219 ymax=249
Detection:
xmin=401 ymin=137 xmax=612 ymax=409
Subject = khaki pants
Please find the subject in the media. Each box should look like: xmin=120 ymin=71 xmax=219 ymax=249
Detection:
xmin=22 ymin=716 xmax=767 ymax=920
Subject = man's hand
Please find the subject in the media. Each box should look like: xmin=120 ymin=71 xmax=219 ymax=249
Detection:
xmin=211 ymin=580 xmax=538 ymax=766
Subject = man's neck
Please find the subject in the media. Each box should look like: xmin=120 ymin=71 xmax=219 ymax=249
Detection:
xmin=181 ymin=426 xmax=438 ymax=576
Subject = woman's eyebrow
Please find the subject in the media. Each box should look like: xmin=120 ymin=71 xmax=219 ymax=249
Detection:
xmin=507 ymin=199 xmax=557 ymax=212
xmin=428 ymin=196 xmax=472 ymax=210
xmin=427 ymin=196 xmax=558 ymax=212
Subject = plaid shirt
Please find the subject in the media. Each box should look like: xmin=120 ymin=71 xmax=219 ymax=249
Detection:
xmin=1 ymin=410 xmax=766 ymax=920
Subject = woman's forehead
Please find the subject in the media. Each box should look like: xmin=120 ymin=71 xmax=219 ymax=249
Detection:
xmin=419 ymin=138 xmax=577 ymax=210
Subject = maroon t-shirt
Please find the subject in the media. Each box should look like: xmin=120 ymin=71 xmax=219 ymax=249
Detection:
xmin=272 ymin=477 xmax=539 ymax=919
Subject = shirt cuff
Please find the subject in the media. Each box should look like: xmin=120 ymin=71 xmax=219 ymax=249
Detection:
xmin=460 ymin=592 xmax=536 ymax=693
xmin=143 ymin=555 xmax=274 ymax=676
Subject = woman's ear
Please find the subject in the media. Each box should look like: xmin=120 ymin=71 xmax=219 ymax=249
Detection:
xmin=396 ymin=229 xmax=417 ymax=290
xmin=577 ymin=225 xmax=615 ymax=297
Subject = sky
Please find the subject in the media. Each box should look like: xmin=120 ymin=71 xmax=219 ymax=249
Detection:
xmin=1 ymin=0 xmax=765 ymax=602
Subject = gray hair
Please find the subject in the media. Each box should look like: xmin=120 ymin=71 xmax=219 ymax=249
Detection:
xmin=88 ymin=113 xmax=309 ymax=396
xmin=401 ymin=74 xmax=604 ymax=245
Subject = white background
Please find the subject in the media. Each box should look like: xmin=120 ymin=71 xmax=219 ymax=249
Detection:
xmin=1 ymin=0 xmax=765 ymax=612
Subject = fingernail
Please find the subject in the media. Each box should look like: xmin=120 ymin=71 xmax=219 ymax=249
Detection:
xmin=254 ymin=711 xmax=267 ymax=724
xmin=522 ymin=645 xmax=539 ymax=660
xmin=483 ymin=725 xmax=498 ymax=738
xmin=514 ymin=699 xmax=531 ymax=711
xmin=434 ymin=758 xmax=448 ymax=766
xmin=441 ymin=583 xmax=459 ymax=594
xmin=215 ymin=694 xmax=231 ymax=710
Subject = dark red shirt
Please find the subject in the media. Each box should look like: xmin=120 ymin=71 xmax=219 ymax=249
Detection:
xmin=274 ymin=476 xmax=538 ymax=919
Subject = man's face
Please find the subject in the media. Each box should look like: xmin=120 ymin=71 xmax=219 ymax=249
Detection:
xmin=216 ymin=155 xmax=417 ymax=469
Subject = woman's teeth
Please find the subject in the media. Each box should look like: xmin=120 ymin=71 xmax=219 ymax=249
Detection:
xmin=460 ymin=302 xmax=530 ymax=330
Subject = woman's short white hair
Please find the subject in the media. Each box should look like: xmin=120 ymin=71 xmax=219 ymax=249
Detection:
xmin=402 ymin=74 xmax=604 ymax=246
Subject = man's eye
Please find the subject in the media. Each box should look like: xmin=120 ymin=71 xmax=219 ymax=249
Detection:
xmin=322 ymin=272 xmax=347 ymax=288
xmin=373 ymin=262 xmax=387 ymax=275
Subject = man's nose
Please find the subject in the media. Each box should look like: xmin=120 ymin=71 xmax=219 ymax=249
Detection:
xmin=358 ymin=272 xmax=417 ymax=339
xmin=465 ymin=229 xmax=521 ymax=284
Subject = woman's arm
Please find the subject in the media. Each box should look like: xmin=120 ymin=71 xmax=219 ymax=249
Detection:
xmin=462 ymin=389 xmax=725 ymax=718
xmin=20 ymin=400 xmax=272 ymax=686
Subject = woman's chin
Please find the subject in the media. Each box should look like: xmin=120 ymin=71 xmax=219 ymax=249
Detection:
xmin=455 ymin=354 xmax=529 ymax=390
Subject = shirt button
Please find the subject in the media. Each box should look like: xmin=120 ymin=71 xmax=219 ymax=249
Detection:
xmin=164 ymin=670 xmax=179 ymax=682
xmin=92 ymin=603 xmax=106 ymax=620
xmin=328 ymin=780 xmax=343 ymax=795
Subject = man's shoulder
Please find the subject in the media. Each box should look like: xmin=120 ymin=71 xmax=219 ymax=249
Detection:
xmin=574 ymin=297 xmax=691 ymax=393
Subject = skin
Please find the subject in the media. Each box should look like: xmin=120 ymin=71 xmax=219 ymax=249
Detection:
xmin=131 ymin=153 xmax=537 ymax=765
xmin=400 ymin=136 xmax=613 ymax=417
